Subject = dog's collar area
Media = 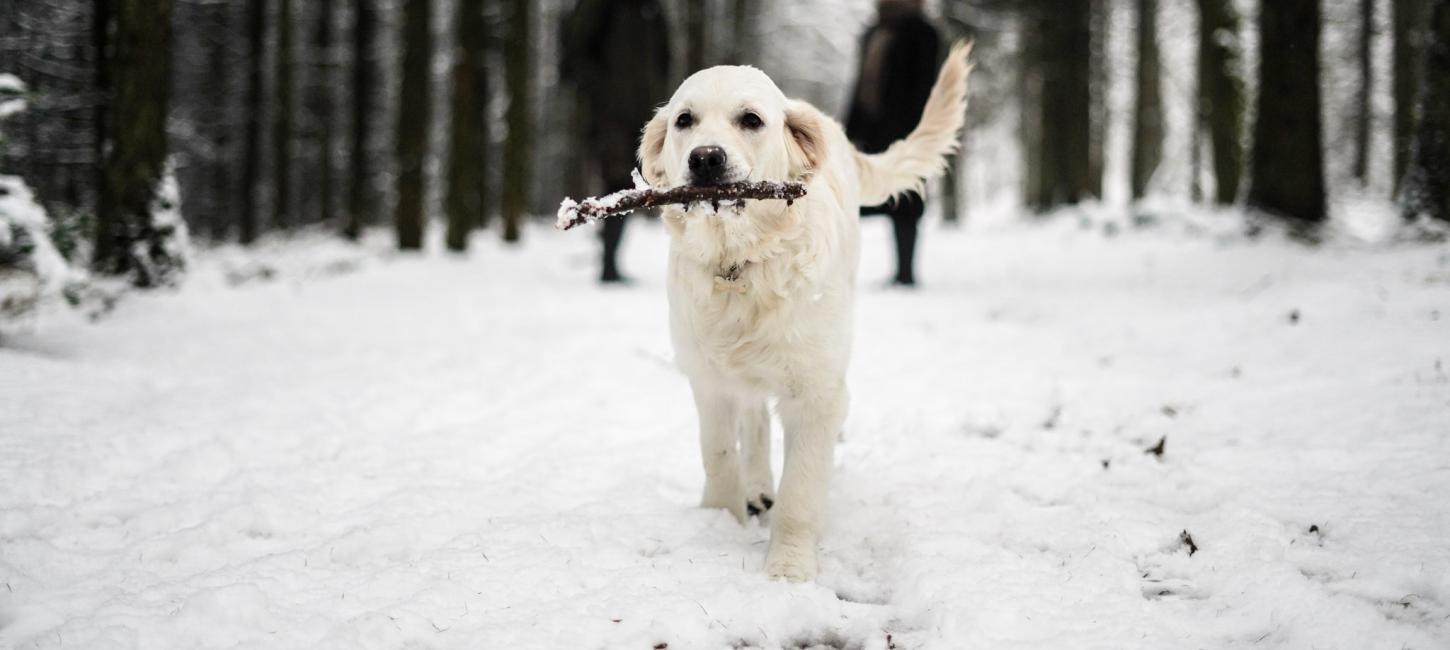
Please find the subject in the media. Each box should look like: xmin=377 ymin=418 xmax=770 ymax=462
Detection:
xmin=718 ymin=262 xmax=747 ymax=282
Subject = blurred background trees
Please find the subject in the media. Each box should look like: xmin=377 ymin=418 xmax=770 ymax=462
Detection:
xmin=1 ymin=0 xmax=1448 ymax=291
xmin=1247 ymin=0 xmax=1328 ymax=229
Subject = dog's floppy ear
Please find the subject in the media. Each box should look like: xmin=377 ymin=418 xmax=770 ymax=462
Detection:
xmin=784 ymin=100 xmax=828 ymax=180
xmin=637 ymin=109 xmax=669 ymax=186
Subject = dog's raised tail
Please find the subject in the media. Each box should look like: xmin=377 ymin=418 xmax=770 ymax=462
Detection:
xmin=854 ymin=41 xmax=973 ymax=207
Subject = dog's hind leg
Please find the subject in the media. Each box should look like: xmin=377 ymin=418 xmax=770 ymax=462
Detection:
xmin=739 ymin=399 xmax=775 ymax=518
xmin=691 ymin=380 xmax=748 ymax=523
xmin=766 ymin=378 xmax=847 ymax=581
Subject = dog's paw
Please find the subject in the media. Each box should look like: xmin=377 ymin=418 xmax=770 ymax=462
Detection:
xmin=765 ymin=538 xmax=818 ymax=582
xmin=746 ymin=493 xmax=775 ymax=518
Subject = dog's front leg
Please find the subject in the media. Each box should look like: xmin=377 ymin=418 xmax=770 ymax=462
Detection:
xmin=739 ymin=399 xmax=776 ymax=518
xmin=690 ymin=380 xmax=747 ymax=523
xmin=766 ymin=379 xmax=847 ymax=581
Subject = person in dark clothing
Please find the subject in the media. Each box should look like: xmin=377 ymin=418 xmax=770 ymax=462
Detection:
xmin=844 ymin=0 xmax=942 ymax=287
xmin=561 ymin=0 xmax=672 ymax=284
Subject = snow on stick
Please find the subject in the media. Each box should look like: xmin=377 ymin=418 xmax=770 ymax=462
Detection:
xmin=555 ymin=169 xmax=807 ymax=231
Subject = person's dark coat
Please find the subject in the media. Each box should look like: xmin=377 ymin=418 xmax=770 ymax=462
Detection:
xmin=844 ymin=0 xmax=943 ymax=155
xmin=561 ymin=0 xmax=672 ymax=176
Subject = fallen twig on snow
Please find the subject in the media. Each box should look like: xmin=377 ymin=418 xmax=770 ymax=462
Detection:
xmin=1179 ymin=530 xmax=1199 ymax=556
xmin=555 ymin=169 xmax=807 ymax=231
xmin=1144 ymin=436 xmax=1166 ymax=458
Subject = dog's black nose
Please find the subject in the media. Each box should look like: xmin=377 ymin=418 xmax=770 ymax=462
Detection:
xmin=687 ymin=146 xmax=728 ymax=184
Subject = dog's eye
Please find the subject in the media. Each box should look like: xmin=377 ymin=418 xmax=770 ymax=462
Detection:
xmin=675 ymin=112 xmax=694 ymax=129
xmin=738 ymin=112 xmax=764 ymax=130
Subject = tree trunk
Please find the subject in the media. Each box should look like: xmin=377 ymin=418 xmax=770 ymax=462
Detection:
xmin=273 ymin=0 xmax=295 ymax=230
xmin=345 ymin=0 xmax=377 ymax=240
xmin=940 ymin=13 xmax=978 ymax=223
xmin=307 ymin=0 xmax=336 ymax=226
xmin=1088 ymin=0 xmax=1107 ymax=199
xmin=684 ymin=0 xmax=707 ymax=74
xmin=1030 ymin=0 xmax=1094 ymax=212
xmin=240 ymin=0 xmax=265 ymax=244
xmin=1131 ymin=0 xmax=1163 ymax=200
xmin=1019 ymin=10 xmax=1044 ymax=209
xmin=94 ymin=0 xmax=181 ymax=287
xmin=1247 ymin=0 xmax=1326 ymax=228
xmin=729 ymin=0 xmax=757 ymax=66
xmin=1393 ymin=0 xmax=1427 ymax=196
xmin=446 ymin=0 xmax=491 ymax=252
xmin=941 ymin=152 xmax=962 ymax=224
xmin=1354 ymin=0 xmax=1375 ymax=184
xmin=1402 ymin=0 xmax=1450 ymax=223
xmin=1190 ymin=118 xmax=1204 ymax=202
xmin=393 ymin=0 xmax=431 ymax=250
xmin=1196 ymin=0 xmax=1246 ymax=204
xmin=501 ymin=0 xmax=531 ymax=243
xmin=203 ymin=0 xmax=234 ymax=241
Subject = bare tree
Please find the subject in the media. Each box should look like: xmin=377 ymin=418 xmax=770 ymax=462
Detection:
xmin=345 ymin=0 xmax=377 ymax=240
xmin=1196 ymin=0 xmax=1246 ymax=204
xmin=1131 ymin=0 xmax=1163 ymax=200
xmin=202 ymin=0 xmax=235 ymax=241
xmin=1402 ymin=0 xmax=1450 ymax=223
xmin=501 ymin=0 xmax=531 ymax=243
xmin=1393 ymin=0 xmax=1428 ymax=196
xmin=306 ymin=0 xmax=336 ymax=225
xmin=1027 ymin=0 xmax=1094 ymax=211
xmin=1247 ymin=0 xmax=1326 ymax=228
xmin=1019 ymin=9 xmax=1044 ymax=210
xmin=445 ymin=0 xmax=491 ymax=252
xmin=1088 ymin=0 xmax=1107 ymax=198
xmin=684 ymin=0 xmax=708 ymax=74
xmin=729 ymin=0 xmax=759 ymax=66
xmin=93 ymin=0 xmax=183 ymax=287
xmin=393 ymin=0 xmax=432 ymax=250
xmin=273 ymin=0 xmax=295 ymax=230
xmin=1354 ymin=0 xmax=1374 ymax=184
xmin=240 ymin=0 xmax=265 ymax=243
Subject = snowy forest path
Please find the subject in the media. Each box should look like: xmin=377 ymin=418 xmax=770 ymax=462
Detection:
xmin=2 ymin=220 xmax=1449 ymax=649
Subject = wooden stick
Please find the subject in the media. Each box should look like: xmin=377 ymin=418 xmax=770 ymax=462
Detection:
xmin=555 ymin=179 xmax=807 ymax=231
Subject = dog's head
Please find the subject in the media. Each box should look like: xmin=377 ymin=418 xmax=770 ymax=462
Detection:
xmin=637 ymin=66 xmax=827 ymax=189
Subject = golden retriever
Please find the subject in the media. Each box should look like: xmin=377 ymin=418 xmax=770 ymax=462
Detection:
xmin=637 ymin=42 xmax=972 ymax=581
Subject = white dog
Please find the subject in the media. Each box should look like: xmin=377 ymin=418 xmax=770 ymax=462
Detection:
xmin=637 ymin=43 xmax=972 ymax=581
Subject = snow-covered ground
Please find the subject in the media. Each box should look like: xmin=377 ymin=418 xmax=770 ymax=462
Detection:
xmin=2 ymin=212 xmax=1448 ymax=649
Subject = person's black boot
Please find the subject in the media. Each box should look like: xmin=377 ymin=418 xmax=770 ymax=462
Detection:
xmin=890 ymin=197 xmax=922 ymax=288
xmin=600 ymin=214 xmax=629 ymax=284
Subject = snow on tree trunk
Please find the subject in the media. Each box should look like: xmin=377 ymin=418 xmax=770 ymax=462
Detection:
xmin=94 ymin=0 xmax=188 ymax=288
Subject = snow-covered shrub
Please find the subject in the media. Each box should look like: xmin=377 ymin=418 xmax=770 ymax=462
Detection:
xmin=0 ymin=74 xmax=89 ymax=322
xmin=125 ymin=161 xmax=191 ymax=288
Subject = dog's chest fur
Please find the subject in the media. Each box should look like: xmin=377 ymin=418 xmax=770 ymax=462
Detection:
xmin=664 ymin=205 xmax=830 ymax=387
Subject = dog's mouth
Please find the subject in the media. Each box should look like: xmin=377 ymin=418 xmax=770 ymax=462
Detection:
xmin=687 ymin=167 xmax=750 ymax=187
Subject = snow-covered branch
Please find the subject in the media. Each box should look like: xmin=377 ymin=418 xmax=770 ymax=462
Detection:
xmin=555 ymin=170 xmax=807 ymax=231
